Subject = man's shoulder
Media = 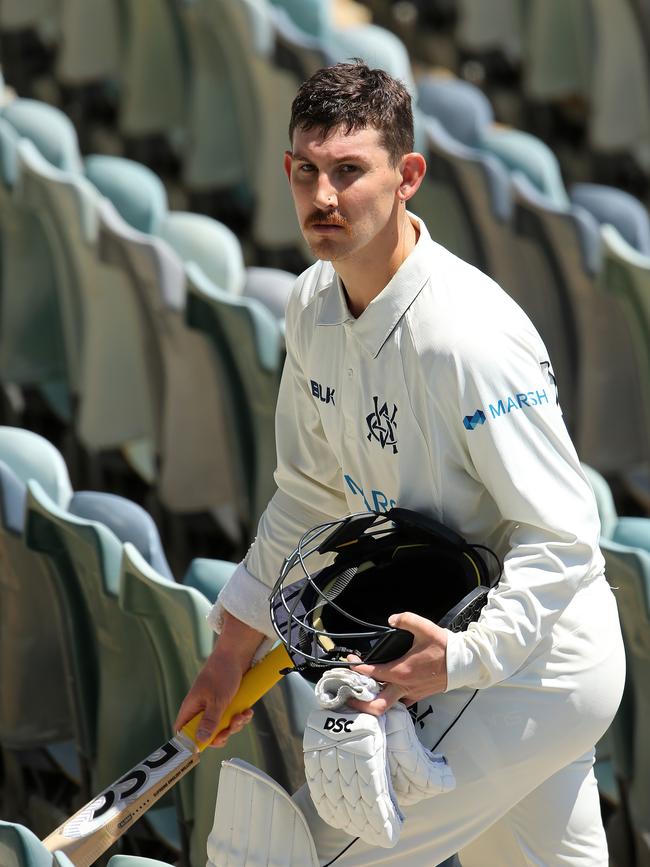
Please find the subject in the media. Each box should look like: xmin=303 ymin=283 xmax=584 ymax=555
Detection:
xmin=409 ymin=243 xmax=542 ymax=359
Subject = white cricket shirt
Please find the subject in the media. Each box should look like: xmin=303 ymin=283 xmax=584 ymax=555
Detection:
xmin=210 ymin=214 xmax=605 ymax=692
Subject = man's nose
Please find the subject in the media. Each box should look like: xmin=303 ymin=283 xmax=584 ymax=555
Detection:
xmin=313 ymin=174 xmax=337 ymax=210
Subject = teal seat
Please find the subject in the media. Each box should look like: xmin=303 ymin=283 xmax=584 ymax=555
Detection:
xmin=95 ymin=203 xmax=246 ymax=544
xmin=0 ymin=120 xmax=68 ymax=416
xmin=118 ymin=543 xmax=289 ymax=867
xmin=108 ymin=858 xmax=173 ymax=867
xmin=185 ymin=263 xmax=283 ymax=533
xmin=2 ymin=98 xmax=83 ymax=173
xmin=116 ymin=0 xmax=188 ymax=145
xmin=0 ymin=821 xmax=75 ymax=867
xmin=0 ymin=428 xmax=77 ymax=821
xmin=24 ymin=482 xmax=181 ymax=854
xmin=55 ymin=0 xmax=120 ymax=89
xmin=84 ymin=154 xmax=168 ymax=235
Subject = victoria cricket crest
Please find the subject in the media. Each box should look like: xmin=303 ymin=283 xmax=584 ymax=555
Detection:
xmin=366 ymin=396 xmax=398 ymax=453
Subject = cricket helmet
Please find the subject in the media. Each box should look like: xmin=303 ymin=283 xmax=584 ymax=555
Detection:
xmin=269 ymin=507 xmax=501 ymax=682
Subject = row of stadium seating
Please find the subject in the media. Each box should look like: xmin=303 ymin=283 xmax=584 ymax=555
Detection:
xmin=0 ymin=425 xmax=316 ymax=866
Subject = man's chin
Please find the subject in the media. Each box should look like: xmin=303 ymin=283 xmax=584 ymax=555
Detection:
xmin=305 ymin=237 xmax=351 ymax=262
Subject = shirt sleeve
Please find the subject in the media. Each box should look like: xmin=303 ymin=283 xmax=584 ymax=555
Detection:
xmin=207 ymin=286 xmax=348 ymax=638
xmin=443 ymin=323 xmax=604 ymax=691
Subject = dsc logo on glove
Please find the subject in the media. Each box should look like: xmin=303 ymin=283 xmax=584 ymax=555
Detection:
xmin=324 ymin=717 xmax=354 ymax=733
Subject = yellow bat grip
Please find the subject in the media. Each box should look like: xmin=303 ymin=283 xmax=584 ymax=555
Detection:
xmin=180 ymin=643 xmax=294 ymax=751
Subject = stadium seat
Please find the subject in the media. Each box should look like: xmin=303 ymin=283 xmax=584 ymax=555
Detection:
xmin=508 ymin=172 xmax=650 ymax=476
xmin=118 ymin=542 xmax=290 ymax=867
xmin=0 ymin=820 xmax=74 ymax=867
xmin=24 ymin=482 xmax=181 ymax=852
xmin=2 ymin=97 xmax=83 ymax=173
xmin=455 ymin=0 xmax=524 ymax=67
xmin=84 ymin=154 xmax=168 ymax=235
xmin=116 ymin=0 xmax=188 ymax=147
xmin=0 ymin=428 xmax=77 ymax=819
xmin=95 ymin=202 xmax=245 ymax=542
xmin=55 ymin=0 xmax=120 ymax=90
xmin=185 ymin=262 xmax=283 ymax=532
xmin=243 ymin=265 xmax=295 ymax=321
xmin=0 ymin=120 xmax=69 ymax=417
xmin=155 ymin=210 xmax=246 ymax=296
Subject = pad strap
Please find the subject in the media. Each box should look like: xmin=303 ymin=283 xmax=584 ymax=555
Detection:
xmin=207 ymin=758 xmax=319 ymax=867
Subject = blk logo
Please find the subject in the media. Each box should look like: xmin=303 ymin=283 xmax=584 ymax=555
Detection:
xmin=408 ymin=703 xmax=434 ymax=730
xmin=463 ymin=409 xmax=486 ymax=431
xmin=324 ymin=717 xmax=354 ymax=733
xmin=366 ymin=396 xmax=398 ymax=453
xmin=311 ymin=379 xmax=335 ymax=406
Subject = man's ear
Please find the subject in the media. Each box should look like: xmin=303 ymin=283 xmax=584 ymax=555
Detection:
xmin=397 ymin=152 xmax=427 ymax=202
xmin=283 ymin=151 xmax=292 ymax=183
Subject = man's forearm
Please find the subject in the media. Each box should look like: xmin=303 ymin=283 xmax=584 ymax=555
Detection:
xmin=212 ymin=610 xmax=267 ymax=674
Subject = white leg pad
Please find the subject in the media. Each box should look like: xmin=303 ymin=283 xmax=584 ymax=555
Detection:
xmin=206 ymin=758 xmax=320 ymax=867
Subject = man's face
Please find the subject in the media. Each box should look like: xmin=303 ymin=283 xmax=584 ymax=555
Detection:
xmin=284 ymin=125 xmax=404 ymax=263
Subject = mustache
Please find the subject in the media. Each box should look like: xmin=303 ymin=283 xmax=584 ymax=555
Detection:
xmin=305 ymin=210 xmax=350 ymax=231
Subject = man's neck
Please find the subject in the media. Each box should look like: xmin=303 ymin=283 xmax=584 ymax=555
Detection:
xmin=337 ymin=210 xmax=419 ymax=318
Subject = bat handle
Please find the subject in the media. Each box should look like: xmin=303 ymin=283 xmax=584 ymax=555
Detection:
xmin=180 ymin=643 xmax=294 ymax=751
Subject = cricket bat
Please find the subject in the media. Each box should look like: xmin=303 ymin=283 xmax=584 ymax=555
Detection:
xmin=42 ymin=643 xmax=294 ymax=866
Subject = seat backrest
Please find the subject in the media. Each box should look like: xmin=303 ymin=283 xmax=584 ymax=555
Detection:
xmin=0 ymin=129 xmax=68 ymax=390
xmin=570 ymin=183 xmax=650 ymax=256
xmin=2 ymin=98 xmax=83 ymax=174
xmin=510 ymin=173 xmax=650 ymax=475
xmin=0 ymin=820 xmax=63 ymax=867
xmin=56 ymin=0 xmax=121 ymax=87
xmin=412 ymin=117 xmax=517 ymax=293
xmin=0 ymin=460 xmax=73 ymax=749
xmin=117 ymin=0 xmax=189 ymax=139
xmin=599 ymin=539 xmax=650 ymax=847
xmin=185 ymin=264 xmax=282 ymax=529
xmin=0 ymin=426 xmax=72 ymax=505
xmin=84 ymin=154 xmax=168 ymax=235
xmin=119 ymin=543 xmax=287 ymax=867
xmin=15 ymin=138 xmax=100 ymax=395
xmin=417 ymin=75 xmax=494 ymax=148
xmin=96 ymin=207 xmax=245 ymax=523
xmin=24 ymin=483 xmax=174 ymax=798
xmin=157 ymin=211 xmax=246 ymax=296
xmin=243 ymin=265 xmax=295 ymax=321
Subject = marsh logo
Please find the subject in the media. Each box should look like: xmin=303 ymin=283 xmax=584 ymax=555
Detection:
xmin=464 ymin=389 xmax=551 ymax=430
xmin=463 ymin=409 xmax=486 ymax=431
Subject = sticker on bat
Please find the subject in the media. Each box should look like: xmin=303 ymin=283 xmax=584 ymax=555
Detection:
xmin=61 ymin=737 xmax=195 ymax=838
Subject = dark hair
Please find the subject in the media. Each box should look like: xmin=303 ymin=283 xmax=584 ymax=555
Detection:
xmin=288 ymin=60 xmax=414 ymax=166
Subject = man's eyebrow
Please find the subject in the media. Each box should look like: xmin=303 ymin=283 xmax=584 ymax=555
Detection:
xmin=289 ymin=151 xmax=367 ymax=164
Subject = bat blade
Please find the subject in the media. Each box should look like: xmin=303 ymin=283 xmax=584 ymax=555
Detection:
xmin=42 ymin=643 xmax=293 ymax=865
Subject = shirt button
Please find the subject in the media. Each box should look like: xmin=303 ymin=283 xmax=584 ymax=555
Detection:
xmin=347 ymin=368 xmax=353 ymax=377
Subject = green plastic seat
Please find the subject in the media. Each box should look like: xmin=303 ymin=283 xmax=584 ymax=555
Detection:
xmin=0 ymin=120 xmax=69 ymax=413
xmin=0 ymin=428 xmax=78 ymax=821
xmin=108 ymin=858 xmax=173 ymax=867
xmin=24 ymin=481 xmax=181 ymax=854
xmin=185 ymin=263 xmax=283 ymax=532
xmin=0 ymin=821 xmax=74 ymax=867
xmin=118 ymin=543 xmax=288 ymax=867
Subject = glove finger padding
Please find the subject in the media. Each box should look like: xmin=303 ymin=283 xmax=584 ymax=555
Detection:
xmin=386 ymin=703 xmax=457 ymax=806
xmin=303 ymin=708 xmax=403 ymax=848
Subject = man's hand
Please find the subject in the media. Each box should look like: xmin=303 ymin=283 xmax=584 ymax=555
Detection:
xmin=174 ymin=612 xmax=265 ymax=748
xmin=345 ymin=612 xmax=448 ymax=716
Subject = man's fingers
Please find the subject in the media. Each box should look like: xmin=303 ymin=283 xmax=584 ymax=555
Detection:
xmin=205 ymin=710 xmax=254 ymax=749
xmin=388 ymin=610 xmax=435 ymax=636
xmin=346 ymin=683 xmax=405 ymax=717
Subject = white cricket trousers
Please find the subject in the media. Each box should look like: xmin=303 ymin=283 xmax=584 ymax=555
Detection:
xmin=292 ymin=576 xmax=626 ymax=866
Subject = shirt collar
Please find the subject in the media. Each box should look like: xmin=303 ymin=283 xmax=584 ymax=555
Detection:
xmin=315 ymin=213 xmax=433 ymax=357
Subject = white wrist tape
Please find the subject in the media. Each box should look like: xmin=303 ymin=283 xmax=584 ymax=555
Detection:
xmin=386 ymin=702 xmax=456 ymax=805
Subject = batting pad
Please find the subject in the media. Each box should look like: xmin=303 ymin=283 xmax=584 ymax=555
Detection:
xmin=206 ymin=758 xmax=319 ymax=867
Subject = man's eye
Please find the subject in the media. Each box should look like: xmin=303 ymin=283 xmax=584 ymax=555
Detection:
xmin=339 ymin=165 xmax=359 ymax=174
xmin=298 ymin=164 xmax=315 ymax=173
